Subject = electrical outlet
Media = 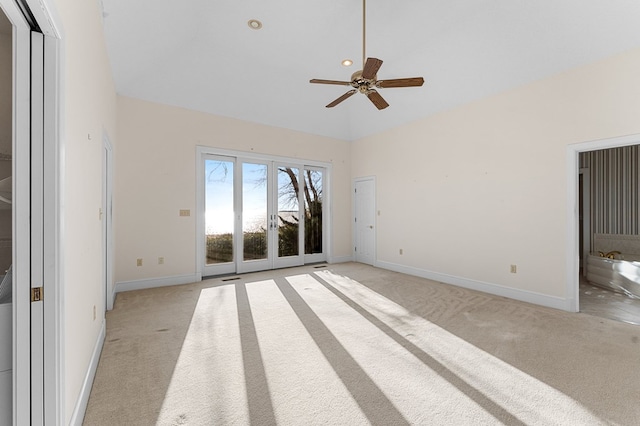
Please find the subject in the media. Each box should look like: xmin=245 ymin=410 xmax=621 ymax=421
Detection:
xmin=510 ymin=264 xmax=517 ymax=274
xmin=179 ymin=209 xmax=190 ymax=217
xmin=158 ymin=257 xmax=164 ymax=265
xmin=137 ymin=258 xmax=143 ymax=267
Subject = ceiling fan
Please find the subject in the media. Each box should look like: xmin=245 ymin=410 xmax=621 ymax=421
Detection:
xmin=310 ymin=0 xmax=424 ymax=110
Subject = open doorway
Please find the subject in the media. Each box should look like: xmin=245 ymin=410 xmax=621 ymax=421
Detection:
xmin=577 ymin=144 xmax=640 ymax=325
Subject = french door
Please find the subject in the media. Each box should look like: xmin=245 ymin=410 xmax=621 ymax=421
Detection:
xmin=201 ymin=153 xmax=326 ymax=277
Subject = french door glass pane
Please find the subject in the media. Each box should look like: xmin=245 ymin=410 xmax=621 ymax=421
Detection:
xmin=277 ymin=167 xmax=299 ymax=257
xmin=243 ymin=163 xmax=268 ymax=261
xmin=304 ymin=169 xmax=323 ymax=254
xmin=205 ymin=159 xmax=234 ymax=264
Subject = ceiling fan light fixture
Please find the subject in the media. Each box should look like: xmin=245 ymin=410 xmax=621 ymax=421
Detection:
xmin=247 ymin=19 xmax=262 ymax=30
xmin=341 ymin=59 xmax=353 ymax=67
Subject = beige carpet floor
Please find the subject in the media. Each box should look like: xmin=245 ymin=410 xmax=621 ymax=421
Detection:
xmin=83 ymin=263 xmax=640 ymax=425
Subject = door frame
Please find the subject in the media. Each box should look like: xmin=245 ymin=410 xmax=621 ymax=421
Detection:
xmin=352 ymin=176 xmax=376 ymax=266
xmin=196 ymin=146 xmax=331 ymax=279
xmin=567 ymin=133 xmax=640 ymax=313
xmin=102 ymin=132 xmax=114 ymax=311
xmin=578 ymin=168 xmax=590 ymax=273
xmin=42 ymin=23 xmax=63 ymax=425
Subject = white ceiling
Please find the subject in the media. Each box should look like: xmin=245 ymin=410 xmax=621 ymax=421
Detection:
xmin=101 ymin=0 xmax=640 ymax=141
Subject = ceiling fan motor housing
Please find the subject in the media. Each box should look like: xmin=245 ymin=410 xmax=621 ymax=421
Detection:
xmin=350 ymin=70 xmax=377 ymax=93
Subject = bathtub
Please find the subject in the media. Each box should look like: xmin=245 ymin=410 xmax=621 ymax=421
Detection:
xmin=586 ymin=253 xmax=640 ymax=299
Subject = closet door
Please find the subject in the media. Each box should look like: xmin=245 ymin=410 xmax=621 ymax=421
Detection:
xmin=29 ymin=30 xmax=45 ymax=425
xmin=8 ymin=20 xmax=46 ymax=425
xmin=1 ymin=0 xmax=62 ymax=423
xmin=0 ymin=7 xmax=15 ymax=425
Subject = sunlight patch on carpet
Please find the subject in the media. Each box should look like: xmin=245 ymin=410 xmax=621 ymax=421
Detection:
xmin=154 ymin=270 xmax=608 ymax=425
xmin=313 ymin=269 xmax=606 ymax=425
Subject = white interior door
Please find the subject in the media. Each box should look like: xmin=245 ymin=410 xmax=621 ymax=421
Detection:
xmin=355 ymin=178 xmax=376 ymax=265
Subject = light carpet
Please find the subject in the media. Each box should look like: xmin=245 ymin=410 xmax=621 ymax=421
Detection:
xmin=83 ymin=263 xmax=640 ymax=425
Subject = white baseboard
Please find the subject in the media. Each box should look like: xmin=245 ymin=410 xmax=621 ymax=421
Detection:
xmin=328 ymin=255 xmax=354 ymax=264
xmin=69 ymin=319 xmax=105 ymax=426
xmin=107 ymin=284 xmax=116 ymax=311
xmin=376 ymin=260 xmax=573 ymax=312
xmin=115 ymin=273 xmax=201 ymax=294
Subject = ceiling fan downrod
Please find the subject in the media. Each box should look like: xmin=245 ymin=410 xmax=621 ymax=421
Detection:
xmin=362 ymin=0 xmax=366 ymax=69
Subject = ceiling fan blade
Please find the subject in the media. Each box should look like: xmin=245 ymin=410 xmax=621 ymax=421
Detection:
xmin=310 ymin=79 xmax=351 ymax=86
xmin=362 ymin=57 xmax=383 ymax=79
xmin=378 ymin=77 xmax=425 ymax=88
xmin=366 ymin=89 xmax=389 ymax=110
xmin=326 ymin=89 xmax=357 ymax=108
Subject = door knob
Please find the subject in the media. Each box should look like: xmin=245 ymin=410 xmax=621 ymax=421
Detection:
xmin=369 ymin=225 xmax=373 ymax=229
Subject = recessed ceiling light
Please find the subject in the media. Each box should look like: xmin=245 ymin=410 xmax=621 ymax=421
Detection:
xmin=341 ymin=59 xmax=353 ymax=67
xmin=248 ymin=19 xmax=262 ymax=30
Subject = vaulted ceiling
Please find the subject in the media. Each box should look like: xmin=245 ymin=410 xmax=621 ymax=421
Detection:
xmin=100 ymin=0 xmax=640 ymax=141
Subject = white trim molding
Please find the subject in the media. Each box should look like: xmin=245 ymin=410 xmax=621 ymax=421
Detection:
xmin=328 ymin=255 xmax=354 ymax=264
xmin=68 ymin=319 xmax=105 ymax=426
xmin=377 ymin=260 xmax=573 ymax=312
xmin=115 ymin=273 xmax=201 ymax=294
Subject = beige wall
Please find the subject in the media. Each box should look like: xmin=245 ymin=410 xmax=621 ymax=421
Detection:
xmin=351 ymin=47 xmax=640 ymax=300
xmin=115 ymin=96 xmax=351 ymax=283
xmin=53 ymin=0 xmax=117 ymax=422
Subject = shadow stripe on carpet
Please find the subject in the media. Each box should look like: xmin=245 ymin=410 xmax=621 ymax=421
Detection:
xmin=275 ymin=277 xmax=411 ymax=426
xmin=309 ymin=272 xmax=527 ymax=426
